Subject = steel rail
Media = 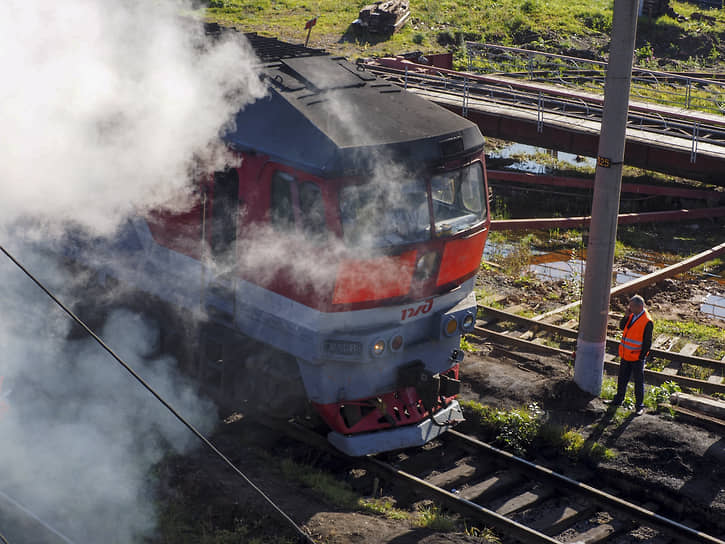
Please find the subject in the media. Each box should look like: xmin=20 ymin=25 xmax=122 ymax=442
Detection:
xmin=472 ymin=324 xmax=725 ymax=396
xmin=274 ymin=419 xmax=725 ymax=544
xmin=447 ymin=430 xmax=725 ymax=544
xmin=277 ymin=419 xmax=560 ymax=543
xmin=478 ymin=305 xmax=725 ymax=373
xmin=365 ymin=456 xmax=562 ymax=544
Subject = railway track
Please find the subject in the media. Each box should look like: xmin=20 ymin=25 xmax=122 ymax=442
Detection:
xmin=260 ymin=305 xmax=725 ymax=543
xmin=474 ymin=304 xmax=725 ymax=432
xmin=277 ymin=419 xmax=725 ymax=543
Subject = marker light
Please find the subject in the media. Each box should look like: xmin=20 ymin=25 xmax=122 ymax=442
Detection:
xmin=390 ymin=335 xmax=404 ymax=351
xmin=444 ymin=317 xmax=458 ymax=336
xmin=371 ymin=339 xmax=386 ymax=357
xmin=462 ymin=313 xmax=475 ymax=331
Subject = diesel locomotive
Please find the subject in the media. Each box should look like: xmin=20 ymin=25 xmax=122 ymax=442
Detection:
xmin=64 ymin=33 xmax=490 ymax=456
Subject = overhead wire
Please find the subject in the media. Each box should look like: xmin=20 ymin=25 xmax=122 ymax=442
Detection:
xmin=0 ymin=489 xmax=77 ymax=544
xmin=0 ymin=244 xmax=315 ymax=544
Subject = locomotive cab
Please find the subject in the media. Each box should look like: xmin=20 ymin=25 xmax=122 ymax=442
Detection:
xmin=207 ymin=36 xmax=491 ymax=455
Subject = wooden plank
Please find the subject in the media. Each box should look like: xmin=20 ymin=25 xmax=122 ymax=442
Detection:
xmin=571 ymin=523 xmax=617 ymax=544
xmin=661 ymin=361 xmax=681 ymax=376
xmin=493 ymin=487 xmax=555 ymax=516
xmin=427 ymin=463 xmax=478 ymax=490
xmin=562 ymin=319 xmax=579 ymax=329
xmin=458 ymin=471 xmax=523 ymax=502
xmin=531 ymin=504 xmax=594 ymax=536
xmin=679 ymin=343 xmax=700 ymax=357
xmin=652 ymin=334 xmax=671 ymax=349
xmin=474 ymin=326 xmax=573 ymax=357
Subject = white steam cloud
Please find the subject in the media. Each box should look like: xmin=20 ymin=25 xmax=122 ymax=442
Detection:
xmin=0 ymin=251 xmax=217 ymax=542
xmin=0 ymin=0 xmax=265 ymax=541
xmin=1 ymin=0 xmax=265 ymax=234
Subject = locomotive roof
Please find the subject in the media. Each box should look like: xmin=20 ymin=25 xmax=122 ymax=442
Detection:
xmin=223 ymin=35 xmax=485 ymax=177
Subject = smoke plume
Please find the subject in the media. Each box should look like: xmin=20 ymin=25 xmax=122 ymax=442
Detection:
xmin=1 ymin=0 xmax=265 ymax=235
xmin=0 ymin=0 xmax=264 ymax=541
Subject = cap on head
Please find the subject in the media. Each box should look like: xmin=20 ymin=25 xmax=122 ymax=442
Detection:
xmin=629 ymin=294 xmax=645 ymax=308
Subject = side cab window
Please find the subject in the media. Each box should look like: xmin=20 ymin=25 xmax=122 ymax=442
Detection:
xmin=270 ymin=170 xmax=327 ymax=242
xmin=211 ymin=168 xmax=241 ymax=256
xmin=270 ymin=171 xmax=295 ymax=230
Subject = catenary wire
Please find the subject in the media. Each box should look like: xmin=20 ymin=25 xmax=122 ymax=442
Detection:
xmin=0 ymin=489 xmax=77 ymax=544
xmin=0 ymin=244 xmax=315 ymax=544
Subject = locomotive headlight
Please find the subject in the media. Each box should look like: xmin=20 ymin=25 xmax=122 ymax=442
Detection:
xmin=371 ymin=339 xmax=386 ymax=357
xmin=444 ymin=316 xmax=458 ymax=336
xmin=390 ymin=334 xmax=404 ymax=352
xmin=414 ymin=251 xmax=439 ymax=282
xmin=462 ymin=313 xmax=475 ymax=331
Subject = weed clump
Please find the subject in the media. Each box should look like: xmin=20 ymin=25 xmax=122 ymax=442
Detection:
xmin=461 ymin=400 xmax=544 ymax=456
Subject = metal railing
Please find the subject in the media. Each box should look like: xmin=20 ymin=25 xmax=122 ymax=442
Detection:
xmin=465 ymin=42 xmax=725 ymax=116
xmin=363 ymin=61 xmax=725 ymax=163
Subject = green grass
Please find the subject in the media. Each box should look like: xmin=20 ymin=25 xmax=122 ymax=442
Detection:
xmin=280 ymin=458 xmax=409 ymax=519
xmin=680 ymin=363 xmax=715 ymax=381
xmin=415 ymin=504 xmax=456 ymax=531
xmin=464 ymin=524 xmax=502 ymax=543
xmin=196 ymin=1 xmax=725 ymax=74
xmin=475 ymin=286 xmax=504 ymax=309
xmin=460 ymin=400 xmax=544 ymax=456
xmin=601 ymin=376 xmax=682 ymax=415
xmin=486 ymin=233 xmax=535 ymax=277
xmin=558 ymin=428 xmax=615 ymax=462
xmin=460 ymin=335 xmax=478 ymax=353
xmin=461 ymin=400 xmax=615 ymax=463
xmin=654 ymin=319 xmax=725 ymax=345
xmin=158 ymin=501 xmax=298 ymax=543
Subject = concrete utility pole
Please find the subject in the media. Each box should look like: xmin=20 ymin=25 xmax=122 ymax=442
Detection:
xmin=574 ymin=0 xmax=639 ymax=395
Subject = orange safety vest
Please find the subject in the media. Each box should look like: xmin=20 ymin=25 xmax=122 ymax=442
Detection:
xmin=618 ymin=309 xmax=653 ymax=362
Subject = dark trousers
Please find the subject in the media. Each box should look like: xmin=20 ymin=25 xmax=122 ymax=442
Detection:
xmin=614 ymin=359 xmax=645 ymax=409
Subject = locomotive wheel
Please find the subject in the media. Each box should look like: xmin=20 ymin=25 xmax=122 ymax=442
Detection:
xmin=239 ymin=351 xmax=308 ymax=420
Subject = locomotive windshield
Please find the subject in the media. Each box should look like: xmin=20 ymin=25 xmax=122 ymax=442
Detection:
xmin=340 ymin=179 xmax=430 ymax=247
xmin=340 ymin=162 xmax=485 ymax=248
xmin=431 ymin=162 xmax=486 ymax=237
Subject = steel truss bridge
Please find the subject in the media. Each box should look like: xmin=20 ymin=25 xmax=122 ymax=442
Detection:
xmin=361 ymin=44 xmax=725 ymax=186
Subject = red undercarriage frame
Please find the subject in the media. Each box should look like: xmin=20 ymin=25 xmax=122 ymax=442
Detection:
xmin=313 ymin=365 xmax=460 ymax=435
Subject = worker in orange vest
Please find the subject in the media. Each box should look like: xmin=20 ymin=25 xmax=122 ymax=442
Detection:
xmin=609 ymin=294 xmax=653 ymax=416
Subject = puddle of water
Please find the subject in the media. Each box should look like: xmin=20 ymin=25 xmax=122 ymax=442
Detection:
xmin=701 ymin=293 xmax=725 ymax=319
xmin=489 ymin=142 xmax=597 ymax=172
xmin=484 ymin=237 xmax=723 ymax=295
